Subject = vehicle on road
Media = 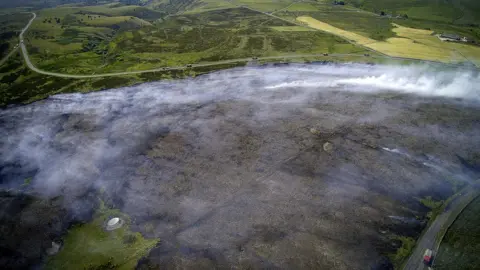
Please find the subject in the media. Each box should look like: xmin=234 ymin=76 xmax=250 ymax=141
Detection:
xmin=423 ymin=249 xmax=433 ymax=265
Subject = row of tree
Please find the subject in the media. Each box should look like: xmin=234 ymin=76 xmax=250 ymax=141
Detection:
xmin=42 ymin=17 xmax=61 ymax=24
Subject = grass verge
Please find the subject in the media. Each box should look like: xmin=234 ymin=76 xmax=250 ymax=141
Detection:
xmin=46 ymin=200 xmax=159 ymax=270
xmin=434 ymin=194 xmax=480 ymax=270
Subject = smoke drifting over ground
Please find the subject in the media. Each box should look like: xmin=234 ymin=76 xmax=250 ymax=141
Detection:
xmin=1 ymin=64 xmax=480 ymax=269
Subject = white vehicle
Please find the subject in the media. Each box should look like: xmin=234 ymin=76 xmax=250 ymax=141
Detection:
xmin=423 ymin=249 xmax=433 ymax=265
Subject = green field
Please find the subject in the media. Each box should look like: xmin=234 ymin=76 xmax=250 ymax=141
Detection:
xmin=270 ymin=26 xmax=314 ymax=31
xmin=0 ymin=50 xmax=245 ymax=107
xmin=0 ymin=13 xmax=31 ymax=58
xmin=435 ymin=195 xmax=480 ymax=270
xmin=2 ymin=2 xmax=480 ymax=269
xmin=23 ymin=6 xmax=367 ymax=74
xmin=231 ymin=0 xmax=292 ymax=12
xmin=350 ymin=0 xmax=480 ymax=24
xmin=46 ymin=201 xmax=159 ymax=270
xmin=1 ymin=0 xmax=480 ymax=107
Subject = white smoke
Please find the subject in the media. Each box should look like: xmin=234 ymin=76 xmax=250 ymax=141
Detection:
xmin=264 ymin=64 xmax=480 ymax=101
xmin=1 ymin=63 xmax=479 ymax=269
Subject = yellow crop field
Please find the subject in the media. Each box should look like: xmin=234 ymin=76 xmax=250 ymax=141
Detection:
xmin=297 ymin=16 xmax=480 ymax=64
xmin=367 ymin=38 xmax=458 ymax=62
xmin=296 ymin=16 xmax=376 ymax=45
xmin=270 ymin=26 xmax=315 ymax=32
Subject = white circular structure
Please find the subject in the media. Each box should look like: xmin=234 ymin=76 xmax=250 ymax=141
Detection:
xmin=108 ymin=217 xmax=120 ymax=226
xmin=106 ymin=217 xmax=124 ymax=231
xmin=46 ymin=241 xmax=61 ymax=255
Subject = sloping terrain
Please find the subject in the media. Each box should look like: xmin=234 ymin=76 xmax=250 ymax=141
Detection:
xmin=350 ymin=0 xmax=480 ymax=24
xmin=1 ymin=64 xmax=479 ymax=269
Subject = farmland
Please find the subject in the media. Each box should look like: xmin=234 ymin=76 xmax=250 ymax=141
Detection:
xmin=1 ymin=0 xmax=480 ymax=104
xmin=297 ymin=16 xmax=480 ymax=64
xmin=21 ymin=4 xmax=365 ymax=75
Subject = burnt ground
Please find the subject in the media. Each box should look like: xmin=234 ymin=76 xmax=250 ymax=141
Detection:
xmin=0 ymin=64 xmax=480 ymax=269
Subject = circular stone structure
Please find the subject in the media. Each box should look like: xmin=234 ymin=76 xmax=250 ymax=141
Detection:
xmin=323 ymin=142 xmax=334 ymax=153
xmin=105 ymin=217 xmax=124 ymax=231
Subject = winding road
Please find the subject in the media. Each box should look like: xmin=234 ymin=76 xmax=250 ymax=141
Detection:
xmin=16 ymin=13 xmax=366 ymax=78
xmin=403 ymin=186 xmax=480 ymax=270
xmin=7 ymin=7 xmax=480 ymax=270
xmin=12 ymin=10 xmax=461 ymax=79
xmin=18 ymin=12 xmax=379 ymax=79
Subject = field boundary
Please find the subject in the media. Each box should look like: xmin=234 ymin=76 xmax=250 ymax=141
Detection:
xmin=15 ymin=10 xmax=476 ymax=79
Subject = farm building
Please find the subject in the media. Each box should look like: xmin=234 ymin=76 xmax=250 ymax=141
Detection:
xmin=438 ymin=33 xmax=468 ymax=42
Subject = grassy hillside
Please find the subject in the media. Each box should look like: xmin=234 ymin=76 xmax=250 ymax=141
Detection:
xmin=435 ymin=195 xmax=480 ymax=270
xmin=2 ymin=0 xmax=480 ymax=106
xmin=24 ymin=6 xmax=366 ymax=74
xmin=350 ymin=0 xmax=480 ymax=25
xmin=46 ymin=202 xmax=159 ymax=270
xmin=0 ymin=13 xmax=32 ymax=58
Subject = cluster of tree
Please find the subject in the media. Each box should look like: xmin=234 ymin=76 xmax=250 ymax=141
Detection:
xmin=379 ymin=11 xmax=408 ymax=19
xmin=81 ymin=37 xmax=104 ymax=53
xmin=42 ymin=17 xmax=61 ymax=24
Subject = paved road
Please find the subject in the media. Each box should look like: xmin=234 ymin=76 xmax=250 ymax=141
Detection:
xmin=18 ymin=14 xmax=375 ymax=78
xmin=403 ymin=186 xmax=479 ymax=270
xmin=0 ymin=11 xmax=29 ymax=67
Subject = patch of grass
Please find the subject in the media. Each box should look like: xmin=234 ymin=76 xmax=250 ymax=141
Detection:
xmin=270 ymin=26 xmax=314 ymax=32
xmin=388 ymin=236 xmax=415 ymax=269
xmin=352 ymin=0 xmax=480 ymax=25
xmin=420 ymin=196 xmax=444 ymax=222
xmin=284 ymin=2 xmax=324 ymax=12
xmin=0 ymin=13 xmax=31 ymax=57
xmin=184 ymin=0 xmax=236 ymax=14
xmin=82 ymin=15 xmax=151 ymax=28
xmin=231 ymin=0 xmax=292 ymax=12
xmin=46 ymin=200 xmax=159 ymax=270
xmin=21 ymin=177 xmax=32 ymax=187
xmin=276 ymin=2 xmax=396 ymax=41
xmin=24 ymin=7 xmax=367 ymax=74
xmin=435 ymin=195 xmax=480 ymax=270
xmin=0 ymin=52 xmax=132 ymax=106
xmin=297 ymin=16 xmax=377 ymax=45
xmin=421 ymin=196 xmax=444 ymax=209
xmin=91 ymin=77 xmax=132 ymax=90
